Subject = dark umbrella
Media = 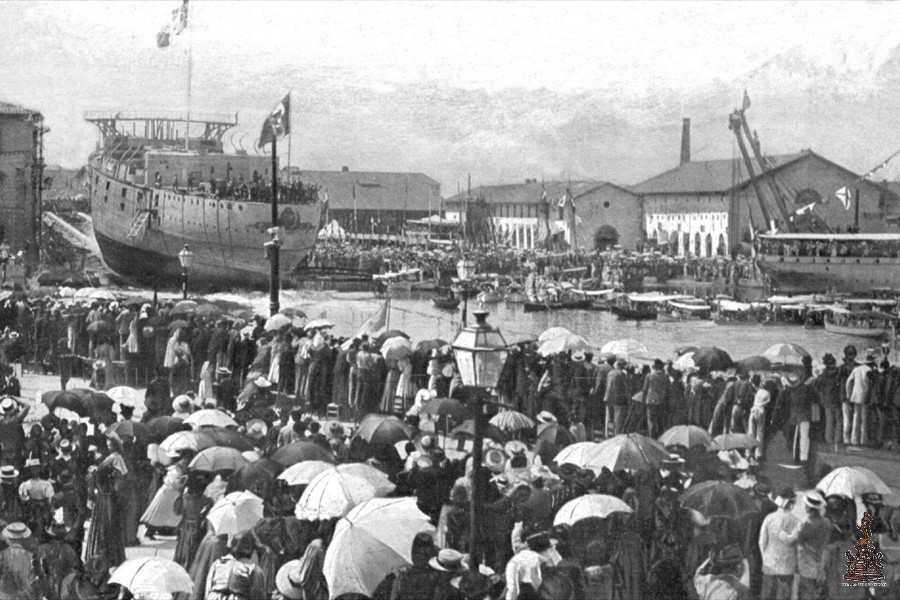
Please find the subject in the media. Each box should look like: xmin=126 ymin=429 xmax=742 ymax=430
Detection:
xmin=86 ymin=321 xmax=113 ymax=334
xmin=680 ymin=480 xmax=759 ymax=519
xmin=373 ymin=330 xmax=410 ymax=346
xmin=106 ymin=420 xmax=151 ymax=444
xmin=226 ymin=459 xmax=282 ymax=499
xmin=147 ymin=315 xmax=167 ymax=328
xmin=43 ymin=390 xmax=90 ymax=417
xmin=270 ymin=442 xmax=336 ymax=467
xmin=146 ymin=416 xmax=186 ymax=442
xmin=451 ymin=419 xmax=507 ymax=444
xmin=420 ymin=397 xmax=469 ymax=419
xmin=68 ymin=389 xmax=115 ymax=420
xmin=691 ymin=347 xmax=733 ymax=374
xmin=168 ymin=320 xmax=190 ymax=331
xmin=353 ymin=414 xmax=412 ymax=446
xmin=416 ymin=339 xmax=449 ymax=354
xmin=537 ymin=423 xmax=575 ymax=447
xmin=194 ymin=304 xmax=224 ymax=319
xmin=736 ymin=355 xmax=772 ymax=373
xmin=198 ymin=427 xmax=256 ymax=452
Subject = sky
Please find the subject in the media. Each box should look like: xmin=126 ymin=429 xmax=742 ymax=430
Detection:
xmin=4 ymin=1 xmax=900 ymax=191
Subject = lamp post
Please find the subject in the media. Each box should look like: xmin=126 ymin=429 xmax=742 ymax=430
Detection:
xmin=177 ymin=244 xmax=194 ymax=300
xmin=264 ymin=227 xmax=283 ymax=317
xmin=451 ymin=310 xmax=509 ymax=570
xmin=455 ymin=257 xmax=476 ymax=327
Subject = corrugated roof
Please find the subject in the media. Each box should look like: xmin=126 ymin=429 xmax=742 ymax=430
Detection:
xmin=443 ymin=180 xmax=633 ymax=205
xmin=288 ymin=169 xmax=440 ymax=211
xmin=632 ymin=152 xmax=808 ymax=195
xmin=0 ymin=101 xmax=40 ymax=116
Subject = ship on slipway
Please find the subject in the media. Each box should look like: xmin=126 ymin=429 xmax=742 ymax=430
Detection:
xmin=85 ymin=111 xmax=320 ymax=288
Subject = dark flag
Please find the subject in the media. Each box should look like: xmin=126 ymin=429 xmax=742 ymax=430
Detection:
xmin=257 ymin=94 xmax=291 ymax=148
xmin=157 ymin=0 xmax=189 ymax=48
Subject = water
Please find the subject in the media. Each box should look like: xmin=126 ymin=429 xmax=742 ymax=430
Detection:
xmin=197 ymin=288 xmax=886 ymax=363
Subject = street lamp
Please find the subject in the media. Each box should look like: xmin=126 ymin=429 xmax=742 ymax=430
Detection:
xmin=264 ymin=227 xmax=284 ymax=317
xmin=455 ymin=257 xmax=477 ymax=327
xmin=451 ymin=310 xmax=509 ymax=570
xmin=177 ymin=244 xmax=194 ymax=300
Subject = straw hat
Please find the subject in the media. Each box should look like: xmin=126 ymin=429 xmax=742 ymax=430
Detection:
xmin=254 ymin=376 xmax=272 ymax=389
xmin=245 ymin=419 xmax=268 ymax=440
xmin=571 ymin=351 xmax=585 ymax=362
xmin=274 ymin=559 xmax=304 ymax=600
xmin=804 ymin=492 xmax=826 ymax=513
xmin=2 ymin=523 xmax=31 ymax=541
xmin=0 ymin=466 xmax=18 ymax=480
xmin=429 ymin=549 xmax=467 ymax=573
xmin=536 ymin=411 xmax=557 ymax=425
xmin=0 ymin=397 xmax=16 ymax=415
xmin=484 ymin=448 xmax=507 ymax=473
xmin=172 ymin=395 xmax=193 ymax=413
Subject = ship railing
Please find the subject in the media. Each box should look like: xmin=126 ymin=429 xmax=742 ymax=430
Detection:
xmin=85 ymin=110 xmax=238 ymax=125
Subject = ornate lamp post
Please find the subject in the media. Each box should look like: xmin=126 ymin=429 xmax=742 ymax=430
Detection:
xmin=264 ymin=226 xmax=283 ymax=317
xmin=455 ymin=257 xmax=477 ymax=327
xmin=177 ymin=244 xmax=194 ymax=300
xmin=451 ymin=310 xmax=509 ymax=570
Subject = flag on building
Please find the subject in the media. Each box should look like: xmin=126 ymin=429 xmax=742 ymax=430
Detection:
xmin=835 ymin=186 xmax=852 ymax=210
xmin=257 ymin=93 xmax=291 ymax=148
xmin=157 ymin=0 xmax=189 ymax=48
xmin=356 ymin=298 xmax=390 ymax=338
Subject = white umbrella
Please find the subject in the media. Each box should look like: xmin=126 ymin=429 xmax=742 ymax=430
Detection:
xmin=380 ymin=337 xmax=413 ymax=361
xmin=207 ymin=491 xmax=265 ymax=538
xmin=816 ymin=466 xmax=891 ymax=499
xmin=763 ymin=342 xmax=810 ymax=365
xmin=278 ymin=460 xmax=335 ymax=486
xmin=184 ymin=409 xmax=238 ymax=429
xmin=537 ymin=333 xmax=591 ymax=357
xmin=88 ymin=289 xmax=117 ymax=302
xmin=600 ymin=339 xmax=649 ymax=360
xmin=306 ymin=318 xmax=335 ymax=329
xmin=555 ymin=434 xmax=669 ymax=474
xmin=553 ymin=494 xmax=633 ymax=525
xmin=323 ymin=497 xmax=435 ymax=600
xmin=106 ymin=386 xmax=144 ymax=408
xmin=673 ymin=352 xmax=696 ymax=371
xmin=336 ymin=463 xmax=396 ymax=496
xmin=159 ymin=431 xmax=208 ymax=456
xmin=538 ymin=327 xmax=574 ymax=342
xmin=264 ymin=313 xmax=292 ymax=332
xmin=109 ymin=557 xmax=193 ymax=596
xmin=295 ymin=470 xmax=379 ymax=520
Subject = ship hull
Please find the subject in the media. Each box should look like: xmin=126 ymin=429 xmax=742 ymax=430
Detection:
xmin=88 ymin=158 xmax=319 ymax=289
xmin=757 ymin=255 xmax=900 ymax=294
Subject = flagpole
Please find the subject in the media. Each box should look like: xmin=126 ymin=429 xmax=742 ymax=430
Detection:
xmin=269 ymin=134 xmax=281 ymax=317
xmin=184 ymin=0 xmax=192 ymax=152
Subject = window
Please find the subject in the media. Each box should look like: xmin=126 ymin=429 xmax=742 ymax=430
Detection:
xmin=105 ymin=181 xmax=110 ymax=191
xmin=121 ymin=188 xmax=127 ymax=199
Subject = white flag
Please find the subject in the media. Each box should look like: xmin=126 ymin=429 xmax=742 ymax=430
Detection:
xmin=557 ymin=195 xmax=567 ymax=208
xmin=835 ymin=186 xmax=852 ymax=210
xmin=356 ymin=298 xmax=390 ymax=338
xmin=795 ymin=202 xmax=816 ymax=215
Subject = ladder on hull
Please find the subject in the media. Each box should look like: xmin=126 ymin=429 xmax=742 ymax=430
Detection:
xmin=127 ymin=210 xmax=151 ymax=240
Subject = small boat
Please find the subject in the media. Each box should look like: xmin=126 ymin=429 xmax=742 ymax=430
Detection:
xmin=611 ymin=305 xmax=658 ymax=320
xmin=656 ymin=301 xmax=713 ymax=323
xmin=571 ymin=288 xmax=617 ymax=311
xmin=478 ymin=285 xmax=503 ymax=304
xmin=824 ymin=308 xmax=897 ymax=339
xmin=432 ymin=296 xmax=461 ymax=310
xmin=612 ymin=292 xmax=689 ymax=321
xmin=523 ymin=298 xmax=593 ymax=313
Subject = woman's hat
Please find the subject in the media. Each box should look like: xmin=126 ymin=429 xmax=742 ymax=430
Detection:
xmin=662 ymin=454 xmax=686 ymax=468
xmin=718 ymin=449 xmax=749 ymax=471
xmin=274 ymin=559 xmax=304 ymax=600
xmin=504 ymin=440 xmax=528 ymax=456
xmin=536 ymin=411 xmax=557 ymax=425
xmin=784 ymin=371 xmax=801 ymax=386
xmin=484 ymin=448 xmax=507 ymax=473
xmin=245 ymin=419 xmax=268 ymax=440
xmin=0 ymin=466 xmax=18 ymax=480
xmin=711 ymin=544 xmax=743 ymax=567
xmin=865 ymin=351 xmax=877 ymax=364
xmin=428 ymin=548 xmax=467 ymax=573
xmin=216 ymin=367 xmax=232 ymax=377
xmin=571 ymin=351 xmax=585 ymax=362
xmin=804 ymin=492 xmax=826 ymax=512
xmin=774 ymin=487 xmax=795 ymax=508
xmin=2 ymin=522 xmax=31 ymax=541
xmin=615 ymin=357 xmax=627 ymax=367
xmin=46 ymin=522 xmax=70 ymax=539
xmin=254 ymin=376 xmax=272 ymax=389
xmin=172 ymin=395 xmax=192 ymax=413
xmin=0 ymin=397 xmax=16 ymax=414
xmin=652 ymin=358 xmax=665 ymax=370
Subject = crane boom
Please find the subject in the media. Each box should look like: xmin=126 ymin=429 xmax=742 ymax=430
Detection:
xmin=728 ymin=112 xmax=775 ymax=229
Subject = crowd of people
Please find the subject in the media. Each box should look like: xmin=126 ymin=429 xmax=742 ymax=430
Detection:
xmin=0 ymin=291 xmax=893 ymax=599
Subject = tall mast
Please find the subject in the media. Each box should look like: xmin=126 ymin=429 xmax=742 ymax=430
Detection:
xmin=184 ymin=0 xmax=193 ymax=151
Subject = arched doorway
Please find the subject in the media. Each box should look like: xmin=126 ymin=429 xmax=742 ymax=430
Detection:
xmin=705 ymin=233 xmax=713 ymax=257
xmin=682 ymin=232 xmax=690 ymax=256
xmin=694 ymin=233 xmax=701 ymax=257
xmin=717 ymin=233 xmax=726 ymax=256
xmin=593 ymin=224 xmax=620 ymax=250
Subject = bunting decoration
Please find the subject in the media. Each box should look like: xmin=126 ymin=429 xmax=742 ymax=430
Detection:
xmin=157 ymin=0 xmax=189 ymax=49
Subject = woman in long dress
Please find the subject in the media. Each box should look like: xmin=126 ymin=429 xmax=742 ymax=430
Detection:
xmin=140 ymin=450 xmax=190 ymax=536
xmin=354 ymin=343 xmax=377 ymax=417
xmin=166 ymin=328 xmax=193 ymax=396
xmin=84 ymin=449 xmax=127 ymax=570
xmin=380 ymin=359 xmax=400 ymax=413
xmin=173 ymin=471 xmax=213 ymax=568
xmin=393 ymin=356 xmax=413 ymax=414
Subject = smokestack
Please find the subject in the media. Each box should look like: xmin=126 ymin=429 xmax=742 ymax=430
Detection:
xmin=680 ymin=118 xmax=691 ymax=165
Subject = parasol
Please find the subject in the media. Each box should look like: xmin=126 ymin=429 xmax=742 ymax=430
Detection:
xmin=415 ymin=339 xmax=449 ymax=354
xmin=489 ymin=410 xmax=535 ymax=433
xmin=420 ymin=397 xmax=469 ymax=419
xmin=373 ymin=330 xmax=409 ymax=345
xmin=537 ymin=333 xmax=592 ymax=357
xmin=109 ymin=557 xmax=193 ymax=596
xmin=189 ymin=446 xmax=249 ymax=472
xmin=555 ymin=434 xmax=669 ymax=474
xmin=323 ymin=497 xmax=435 ymax=600
xmin=380 ymin=336 xmax=413 ymax=361
xmin=658 ymin=425 xmax=713 ymax=449
xmin=105 ymin=420 xmax=151 ymax=444
xmin=538 ymin=327 xmax=574 ymax=342
xmin=712 ymin=433 xmax=759 ymax=451
xmin=353 ymin=414 xmax=412 ymax=446
xmin=88 ymin=289 xmax=117 ymax=302
xmin=763 ymin=342 xmax=811 ymax=365
xmin=816 ymin=466 xmax=891 ymax=499
xmin=194 ymin=303 xmax=224 ymax=319
xmin=146 ymin=416 xmax=185 ymax=442
xmin=451 ymin=419 xmax=507 ymax=443
xmin=336 ymin=463 xmax=396 ymax=496
xmin=184 ymin=409 xmax=238 ymax=430
xmin=553 ymin=494 xmax=633 ymax=525
xmin=159 ymin=431 xmax=214 ymax=456
xmin=270 ymin=441 xmax=336 ymax=467
xmin=692 ymin=347 xmax=734 ymax=373
xmin=295 ymin=470 xmax=380 ymax=520
xmin=207 ymin=491 xmax=265 ymax=538
xmin=280 ymin=307 xmax=307 ymax=319
xmin=681 ymin=480 xmax=759 ymax=519
xmin=736 ymin=355 xmax=773 ymax=372
xmin=170 ymin=300 xmax=198 ymax=315
xmin=168 ymin=319 xmax=190 ymax=331
xmin=277 ymin=460 xmax=335 ymax=486
xmin=264 ymin=313 xmax=292 ymax=332
xmin=306 ymin=318 xmax=335 ymax=329
xmin=600 ymin=339 xmax=648 ymax=360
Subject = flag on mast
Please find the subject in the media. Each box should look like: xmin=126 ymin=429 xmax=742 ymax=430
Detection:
xmin=157 ymin=0 xmax=189 ymax=48
xmin=835 ymin=186 xmax=852 ymax=210
xmin=257 ymin=94 xmax=291 ymax=148
xmin=356 ymin=298 xmax=390 ymax=338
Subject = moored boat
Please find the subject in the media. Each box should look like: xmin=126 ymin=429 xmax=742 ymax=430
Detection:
xmin=824 ymin=307 xmax=897 ymax=339
xmin=523 ymin=298 xmax=594 ymax=313
xmin=432 ymin=296 xmax=461 ymax=310
xmin=656 ymin=300 xmax=713 ymax=322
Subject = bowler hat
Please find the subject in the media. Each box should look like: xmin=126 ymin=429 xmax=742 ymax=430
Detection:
xmin=274 ymin=560 xmax=304 ymax=600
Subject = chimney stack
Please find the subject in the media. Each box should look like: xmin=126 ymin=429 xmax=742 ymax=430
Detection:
xmin=680 ymin=118 xmax=691 ymax=165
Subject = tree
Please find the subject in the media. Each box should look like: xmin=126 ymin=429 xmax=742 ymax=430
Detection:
xmin=593 ymin=225 xmax=619 ymax=250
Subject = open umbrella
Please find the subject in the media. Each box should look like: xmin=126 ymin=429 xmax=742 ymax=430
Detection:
xmin=146 ymin=416 xmax=186 ymax=442
xmin=816 ymin=466 xmax=891 ymax=499
xmin=193 ymin=303 xmax=223 ymax=319
xmin=489 ymin=410 xmax=535 ymax=432
xmin=658 ymin=425 xmax=713 ymax=449
xmin=42 ymin=390 xmax=89 ymax=417
xmin=353 ymin=414 xmax=412 ymax=446
xmin=373 ymin=330 xmax=409 ymax=346
xmin=270 ymin=441 xmax=336 ymax=467
xmin=323 ymin=497 xmax=435 ymax=600
xmin=184 ymin=409 xmax=238 ymax=430
xmin=168 ymin=319 xmax=190 ymax=331
xmin=553 ymin=494 xmax=633 ymax=525
xmin=86 ymin=320 xmax=113 ymax=334
xmin=106 ymin=386 xmax=143 ymax=408
xmin=681 ymin=480 xmax=759 ymax=519
xmin=227 ymin=459 xmax=282 ymax=497
xmin=336 ymin=463 xmax=396 ymax=496
xmin=672 ymin=352 xmax=696 ymax=371
xmin=189 ymin=447 xmax=249 ymax=472
xmin=537 ymin=334 xmax=591 ymax=357
xmin=538 ymin=327 xmax=574 ymax=342
xmin=537 ymin=422 xmax=575 ymax=447
xmin=171 ymin=300 xmax=198 ymax=315
xmin=600 ymin=339 xmax=648 ymax=360
xmin=88 ymin=289 xmax=117 ymax=302
xmin=110 ymin=557 xmax=193 ymax=596
xmin=160 ymin=431 xmax=214 ymax=456
xmin=207 ymin=491 xmax=265 ymax=537
xmin=380 ymin=336 xmax=413 ymax=361
xmin=420 ymin=397 xmax=469 ymax=419
xmin=265 ymin=313 xmax=292 ymax=332
xmin=106 ymin=420 xmax=151 ymax=444
xmin=451 ymin=419 xmax=507 ymax=443
xmin=416 ymin=339 xmax=449 ymax=354
xmin=122 ymin=296 xmax=150 ymax=307
xmin=712 ymin=433 xmax=759 ymax=451
xmin=306 ymin=318 xmax=335 ymax=329
xmin=764 ymin=342 xmax=810 ymax=365
xmin=555 ymin=434 xmax=669 ymax=474
xmin=295 ymin=470 xmax=380 ymax=520
xmin=278 ymin=460 xmax=335 ymax=486
xmin=736 ymin=355 xmax=773 ymax=372
xmin=692 ymin=347 xmax=733 ymax=373
xmin=199 ymin=427 xmax=256 ymax=452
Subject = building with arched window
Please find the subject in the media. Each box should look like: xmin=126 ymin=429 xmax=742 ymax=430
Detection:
xmin=0 ymin=101 xmax=43 ymax=260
